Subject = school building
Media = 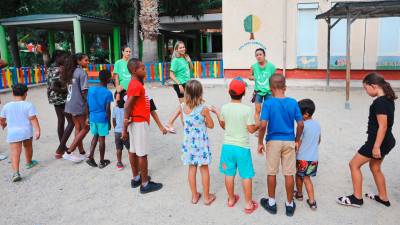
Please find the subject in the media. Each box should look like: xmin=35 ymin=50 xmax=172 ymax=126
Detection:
xmin=222 ymin=0 xmax=400 ymax=79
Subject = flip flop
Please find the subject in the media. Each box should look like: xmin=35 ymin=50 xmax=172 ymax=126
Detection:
xmin=26 ymin=160 xmax=38 ymax=169
xmin=227 ymin=194 xmax=240 ymax=207
xmin=244 ymin=201 xmax=259 ymax=214
xmin=204 ymin=194 xmax=216 ymax=206
xmin=365 ymin=193 xmax=391 ymax=207
xmin=191 ymin=193 xmax=202 ymax=204
xmin=165 ymin=125 xmax=176 ymax=134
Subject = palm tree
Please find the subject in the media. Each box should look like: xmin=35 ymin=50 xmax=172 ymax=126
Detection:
xmin=139 ymin=0 xmax=159 ymax=62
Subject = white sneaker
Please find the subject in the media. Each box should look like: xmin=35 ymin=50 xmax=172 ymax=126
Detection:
xmin=77 ymin=152 xmax=89 ymax=160
xmin=62 ymin=152 xmax=83 ymax=163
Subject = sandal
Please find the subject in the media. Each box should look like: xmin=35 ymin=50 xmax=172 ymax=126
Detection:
xmin=86 ymin=158 xmax=98 ymax=167
xmin=244 ymin=201 xmax=259 ymax=214
xmin=336 ymin=195 xmax=363 ymax=208
xmin=294 ymin=190 xmax=303 ymax=201
xmin=164 ymin=125 xmax=176 ymax=134
xmin=191 ymin=193 xmax=202 ymax=204
xmin=365 ymin=193 xmax=391 ymax=207
xmin=98 ymin=159 xmax=111 ymax=169
xmin=26 ymin=160 xmax=38 ymax=169
xmin=307 ymin=199 xmax=317 ymax=210
xmin=204 ymin=194 xmax=216 ymax=206
xmin=227 ymin=194 xmax=240 ymax=207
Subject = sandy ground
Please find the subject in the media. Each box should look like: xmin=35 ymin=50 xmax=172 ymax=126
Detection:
xmin=1 ymin=83 xmax=400 ymax=225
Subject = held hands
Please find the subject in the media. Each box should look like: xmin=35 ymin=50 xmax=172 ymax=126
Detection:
xmin=160 ymin=126 xmax=168 ymax=135
xmin=257 ymin=143 xmax=265 ymax=155
xmin=209 ymin=105 xmax=218 ymax=115
xmin=372 ymin=146 xmax=382 ymax=159
xmin=35 ymin=130 xmax=41 ymax=140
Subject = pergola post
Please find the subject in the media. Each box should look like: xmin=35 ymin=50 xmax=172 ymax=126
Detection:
xmin=108 ymin=35 xmax=112 ymax=63
xmin=345 ymin=9 xmax=351 ymax=109
xmin=73 ymin=19 xmax=83 ymax=53
xmin=48 ymin=31 xmax=55 ymax=57
xmin=326 ymin=18 xmax=331 ymax=88
xmin=0 ymin=25 xmax=10 ymax=63
xmin=113 ymin=26 xmax=121 ymax=63
xmin=82 ymin=33 xmax=87 ymax=54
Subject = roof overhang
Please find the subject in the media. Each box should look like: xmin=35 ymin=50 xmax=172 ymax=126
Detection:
xmin=159 ymin=13 xmax=221 ymax=31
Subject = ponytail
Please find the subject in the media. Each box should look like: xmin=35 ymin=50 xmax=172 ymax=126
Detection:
xmin=363 ymin=72 xmax=397 ymax=101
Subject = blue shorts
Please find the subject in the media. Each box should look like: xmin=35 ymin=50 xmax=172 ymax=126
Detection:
xmin=90 ymin=122 xmax=109 ymax=137
xmin=255 ymin=92 xmax=272 ymax=104
xmin=219 ymin=144 xmax=255 ymax=179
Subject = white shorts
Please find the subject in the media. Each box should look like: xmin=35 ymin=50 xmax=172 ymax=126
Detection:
xmin=128 ymin=122 xmax=149 ymax=157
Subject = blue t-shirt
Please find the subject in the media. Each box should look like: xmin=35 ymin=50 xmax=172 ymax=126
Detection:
xmin=296 ymin=119 xmax=321 ymax=161
xmin=112 ymin=106 xmax=124 ymax=133
xmin=260 ymin=97 xmax=303 ymax=141
xmin=88 ymin=86 xmax=113 ymax=123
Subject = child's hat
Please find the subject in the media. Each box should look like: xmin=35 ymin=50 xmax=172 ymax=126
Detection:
xmin=229 ymin=77 xmax=246 ymax=95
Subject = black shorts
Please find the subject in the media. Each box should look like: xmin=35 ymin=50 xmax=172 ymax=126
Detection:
xmin=358 ymin=135 xmax=396 ymax=159
xmin=150 ymin=99 xmax=157 ymax=111
xmin=173 ymin=83 xmax=186 ymax=99
xmin=115 ymin=132 xmax=130 ymax=150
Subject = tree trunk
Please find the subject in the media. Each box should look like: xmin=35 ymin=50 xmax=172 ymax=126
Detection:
xmin=142 ymin=39 xmax=157 ymax=62
xmin=8 ymin=27 xmax=21 ymax=67
xmin=132 ymin=0 xmax=139 ymax=58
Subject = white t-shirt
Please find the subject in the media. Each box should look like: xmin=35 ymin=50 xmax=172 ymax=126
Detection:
xmin=0 ymin=101 xmax=37 ymax=143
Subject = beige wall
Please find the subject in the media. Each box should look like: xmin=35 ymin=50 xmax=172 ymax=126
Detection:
xmin=223 ymin=0 xmax=382 ymax=70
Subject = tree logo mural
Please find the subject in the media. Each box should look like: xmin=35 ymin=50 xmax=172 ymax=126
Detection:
xmin=244 ymin=15 xmax=261 ymax=40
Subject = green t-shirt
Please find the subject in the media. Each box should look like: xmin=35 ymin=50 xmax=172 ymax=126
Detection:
xmin=251 ymin=61 xmax=276 ymax=96
xmin=113 ymin=59 xmax=131 ymax=90
xmin=220 ymin=103 xmax=255 ymax=148
xmin=170 ymin=57 xmax=190 ymax=84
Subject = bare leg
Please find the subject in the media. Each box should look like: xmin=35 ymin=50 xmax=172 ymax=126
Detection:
xmin=349 ymin=153 xmax=370 ymax=199
xmin=242 ymin=178 xmax=253 ymax=209
xmin=303 ymin=176 xmax=315 ymax=202
xmin=200 ymin=165 xmax=215 ymax=203
xmin=267 ymin=175 xmax=276 ymax=198
xmin=98 ymin=137 xmax=105 ymax=161
xmin=167 ymin=98 xmax=184 ymax=128
xmin=188 ymin=165 xmax=198 ymax=200
xmin=54 ymin=105 xmax=65 ymax=142
xmin=117 ymin=149 xmax=122 ymax=163
xmin=10 ymin=142 xmax=22 ymax=173
xmin=23 ymin=139 xmax=33 ymax=164
xmin=369 ymin=159 xmax=388 ymax=201
xmin=296 ymin=175 xmax=303 ymax=195
xmin=128 ymin=152 xmax=139 ymax=178
xmin=138 ymin=155 xmax=149 ymax=184
xmin=68 ymin=115 xmax=89 ymax=153
xmin=285 ymin=175 xmax=295 ymax=202
xmin=225 ymin=176 xmax=235 ymax=205
xmin=88 ymin=135 xmax=98 ymax=159
xmin=56 ymin=113 xmax=74 ymax=153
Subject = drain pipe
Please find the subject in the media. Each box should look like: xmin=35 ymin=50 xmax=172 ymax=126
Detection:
xmin=283 ymin=0 xmax=287 ymax=76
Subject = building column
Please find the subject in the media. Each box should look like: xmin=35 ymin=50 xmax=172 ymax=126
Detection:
xmin=48 ymin=31 xmax=55 ymax=57
xmin=206 ymin=32 xmax=212 ymax=53
xmin=0 ymin=25 xmax=10 ymax=63
xmin=73 ymin=19 xmax=83 ymax=53
xmin=113 ymin=26 xmax=121 ymax=63
xmin=82 ymin=33 xmax=87 ymax=54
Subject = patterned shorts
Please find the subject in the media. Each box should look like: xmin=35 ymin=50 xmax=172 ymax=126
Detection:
xmin=296 ymin=160 xmax=318 ymax=177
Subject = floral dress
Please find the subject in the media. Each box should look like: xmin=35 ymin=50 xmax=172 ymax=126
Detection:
xmin=181 ymin=104 xmax=211 ymax=166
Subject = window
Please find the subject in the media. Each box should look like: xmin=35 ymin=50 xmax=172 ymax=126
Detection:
xmin=297 ymin=3 xmax=318 ymax=69
xmin=377 ymin=17 xmax=400 ymax=69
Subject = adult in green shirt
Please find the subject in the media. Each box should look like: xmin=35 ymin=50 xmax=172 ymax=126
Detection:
xmin=113 ymin=46 xmax=132 ymax=91
xmin=249 ymin=48 xmax=276 ymax=122
xmin=166 ymin=41 xmax=193 ymax=133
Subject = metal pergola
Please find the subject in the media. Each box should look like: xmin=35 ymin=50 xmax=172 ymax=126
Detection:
xmin=316 ymin=0 xmax=400 ymax=109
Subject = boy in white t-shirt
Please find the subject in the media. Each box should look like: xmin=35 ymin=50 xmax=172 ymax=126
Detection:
xmin=0 ymin=84 xmax=41 ymax=182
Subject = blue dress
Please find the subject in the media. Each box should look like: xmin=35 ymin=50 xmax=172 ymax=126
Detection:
xmin=181 ymin=104 xmax=211 ymax=166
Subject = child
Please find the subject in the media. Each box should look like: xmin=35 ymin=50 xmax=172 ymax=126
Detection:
xmin=258 ymin=74 xmax=304 ymax=217
xmin=294 ymin=99 xmax=321 ymax=210
xmin=86 ymin=70 xmax=113 ymax=168
xmin=171 ymin=79 xmax=216 ymax=205
xmin=122 ymin=58 xmax=167 ymax=194
xmin=0 ymin=84 xmax=41 ymax=182
xmin=337 ymin=73 xmax=396 ymax=208
xmin=113 ymin=89 xmax=129 ymax=170
xmin=211 ymin=77 xmax=259 ymax=213
xmin=62 ymin=53 xmax=90 ymax=162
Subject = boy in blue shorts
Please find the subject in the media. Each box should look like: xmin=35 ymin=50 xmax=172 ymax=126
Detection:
xmin=258 ymin=74 xmax=304 ymax=217
xmin=295 ymin=99 xmax=321 ymax=210
xmin=211 ymin=78 xmax=259 ymax=214
xmin=86 ymin=70 xmax=113 ymax=168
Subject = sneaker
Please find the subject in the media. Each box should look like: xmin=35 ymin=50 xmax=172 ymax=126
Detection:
xmin=86 ymin=158 xmax=98 ymax=167
xmin=26 ymin=160 xmax=38 ymax=169
xmin=78 ymin=152 xmax=89 ymax=160
xmin=131 ymin=176 xmax=152 ymax=188
xmin=11 ymin=172 xmax=22 ymax=182
xmin=98 ymin=159 xmax=111 ymax=169
xmin=63 ymin=152 xmax=83 ymax=163
xmin=116 ymin=162 xmax=124 ymax=171
xmin=336 ymin=195 xmax=363 ymax=207
xmin=285 ymin=201 xmax=296 ymax=217
xmin=140 ymin=181 xmax=163 ymax=194
xmin=260 ymin=198 xmax=277 ymax=215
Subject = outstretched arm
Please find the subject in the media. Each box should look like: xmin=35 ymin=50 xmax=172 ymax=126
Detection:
xmin=202 ymin=107 xmax=214 ymax=129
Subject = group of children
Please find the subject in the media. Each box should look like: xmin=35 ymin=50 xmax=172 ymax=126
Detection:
xmin=1 ymin=51 xmax=396 ymax=216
